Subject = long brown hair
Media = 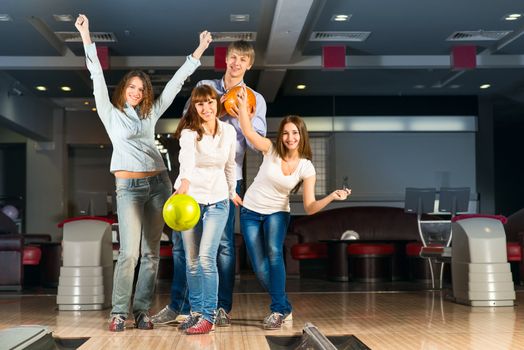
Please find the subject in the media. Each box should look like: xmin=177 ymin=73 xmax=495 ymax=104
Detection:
xmin=275 ymin=115 xmax=313 ymax=194
xmin=174 ymin=85 xmax=222 ymax=141
xmin=275 ymin=115 xmax=312 ymax=161
xmin=112 ymin=70 xmax=154 ymax=118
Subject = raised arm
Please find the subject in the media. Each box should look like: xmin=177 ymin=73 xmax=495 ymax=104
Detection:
xmin=75 ymin=14 xmax=92 ymax=45
xmin=236 ymin=86 xmax=272 ymax=153
xmin=302 ymin=175 xmax=352 ymax=215
xmin=153 ymin=31 xmax=212 ymax=119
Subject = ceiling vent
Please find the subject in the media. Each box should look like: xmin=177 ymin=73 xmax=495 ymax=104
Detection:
xmin=55 ymin=31 xmax=118 ymax=43
xmin=446 ymin=30 xmax=512 ymax=41
xmin=310 ymin=31 xmax=371 ymax=42
xmin=211 ymin=32 xmax=256 ymax=42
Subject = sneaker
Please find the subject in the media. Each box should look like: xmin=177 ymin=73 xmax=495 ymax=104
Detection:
xmin=134 ymin=311 xmax=154 ymax=330
xmin=263 ymin=312 xmax=283 ymax=330
xmin=186 ymin=318 xmax=215 ymax=335
xmin=215 ymin=307 xmax=231 ymax=327
xmin=151 ymin=305 xmax=180 ymax=325
xmin=263 ymin=311 xmax=292 ymax=324
xmin=177 ymin=312 xmax=201 ymax=331
xmin=108 ymin=314 xmax=126 ymax=332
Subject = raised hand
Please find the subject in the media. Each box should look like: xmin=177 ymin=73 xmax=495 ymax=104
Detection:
xmin=192 ymin=30 xmax=212 ymax=60
xmin=75 ymin=14 xmax=92 ymax=45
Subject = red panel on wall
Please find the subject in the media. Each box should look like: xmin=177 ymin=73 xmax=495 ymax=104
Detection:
xmin=214 ymin=46 xmax=227 ymax=71
xmin=97 ymin=46 xmax=110 ymax=70
xmin=451 ymin=45 xmax=477 ymax=70
xmin=322 ymin=45 xmax=346 ymax=70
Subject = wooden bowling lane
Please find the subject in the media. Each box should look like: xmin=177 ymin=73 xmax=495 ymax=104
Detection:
xmin=1 ymin=290 xmax=524 ymax=349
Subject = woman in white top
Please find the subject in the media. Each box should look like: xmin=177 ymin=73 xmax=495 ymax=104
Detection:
xmin=172 ymin=84 xmax=240 ymax=335
xmin=235 ymin=86 xmax=351 ymax=330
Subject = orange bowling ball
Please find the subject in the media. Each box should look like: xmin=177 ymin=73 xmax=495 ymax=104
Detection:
xmin=222 ymin=86 xmax=256 ymax=116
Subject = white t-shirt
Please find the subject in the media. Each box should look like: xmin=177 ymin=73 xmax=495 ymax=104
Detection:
xmin=174 ymin=119 xmax=237 ymax=204
xmin=243 ymin=144 xmax=316 ymax=214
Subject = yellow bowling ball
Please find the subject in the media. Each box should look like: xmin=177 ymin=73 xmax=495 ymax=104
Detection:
xmin=163 ymin=194 xmax=200 ymax=231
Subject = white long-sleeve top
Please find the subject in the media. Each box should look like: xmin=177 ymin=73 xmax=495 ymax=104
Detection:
xmin=174 ymin=119 xmax=237 ymax=204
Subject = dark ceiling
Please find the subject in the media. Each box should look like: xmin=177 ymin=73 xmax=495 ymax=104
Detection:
xmin=2 ymin=0 xmax=524 ymax=116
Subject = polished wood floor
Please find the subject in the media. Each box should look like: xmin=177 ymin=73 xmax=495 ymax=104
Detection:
xmin=1 ymin=278 xmax=524 ymax=350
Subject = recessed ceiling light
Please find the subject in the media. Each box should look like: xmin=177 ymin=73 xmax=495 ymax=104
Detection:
xmin=296 ymin=84 xmax=306 ymax=90
xmin=230 ymin=14 xmax=249 ymax=22
xmin=92 ymin=107 xmax=97 ymax=112
xmin=61 ymin=86 xmax=72 ymax=92
xmin=331 ymin=14 xmax=351 ymax=22
xmin=84 ymin=101 xmax=89 ymax=105
xmin=35 ymin=86 xmax=47 ymax=91
xmin=503 ymin=13 xmax=522 ymax=21
xmin=53 ymin=14 xmax=74 ymax=22
xmin=480 ymin=84 xmax=491 ymax=89
xmin=0 ymin=14 xmax=12 ymax=22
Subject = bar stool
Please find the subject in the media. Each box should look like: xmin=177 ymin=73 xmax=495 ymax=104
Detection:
xmin=347 ymin=243 xmax=395 ymax=282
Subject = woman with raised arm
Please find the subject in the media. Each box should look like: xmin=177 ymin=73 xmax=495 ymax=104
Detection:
xmin=74 ymin=14 xmax=212 ymax=332
xmin=235 ymin=86 xmax=351 ymax=329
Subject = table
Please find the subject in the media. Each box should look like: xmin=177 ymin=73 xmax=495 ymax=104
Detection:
xmin=320 ymin=239 xmax=417 ymax=282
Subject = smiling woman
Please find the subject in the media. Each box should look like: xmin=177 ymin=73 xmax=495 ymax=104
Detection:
xmin=74 ymin=13 xmax=212 ymax=333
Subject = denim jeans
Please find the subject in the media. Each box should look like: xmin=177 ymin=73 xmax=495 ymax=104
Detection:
xmin=112 ymin=171 xmax=172 ymax=317
xmin=217 ymin=180 xmax=244 ymax=312
xmin=240 ymin=207 xmax=292 ymax=315
xmin=170 ymin=180 xmax=243 ymax=314
xmin=169 ymin=231 xmax=190 ymax=314
xmin=181 ymin=199 xmax=229 ymax=323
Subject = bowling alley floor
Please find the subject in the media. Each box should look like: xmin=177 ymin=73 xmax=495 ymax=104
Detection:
xmin=1 ymin=277 xmax=524 ymax=350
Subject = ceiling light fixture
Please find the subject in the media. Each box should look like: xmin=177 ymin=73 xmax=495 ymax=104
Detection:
xmin=84 ymin=101 xmax=89 ymax=105
xmin=480 ymin=84 xmax=491 ymax=89
xmin=53 ymin=14 xmax=74 ymax=22
xmin=230 ymin=14 xmax=250 ymax=22
xmin=35 ymin=86 xmax=47 ymax=91
xmin=331 ymin=14 xmax=351 ymax=22
xmin=0 ymin=14 xmax=12 ymax=21
xmin=296 ymin=84 xmax=306 ymax=90
xmin=61 ymin=86 xmax=72 ymax=92
xmin=92 ymin=107 xmax=97 ymax=112
xmin=504 ymin=13 xmax=522 ymax=21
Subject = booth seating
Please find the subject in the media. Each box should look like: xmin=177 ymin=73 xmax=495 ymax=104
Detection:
xmin=287 ymin=206 xmax=425 ymax=279
xmin=347 ymin=243 xmax=395 ymax=282
xmin=0 ymin=211 xmax=51 ymax=290
xmin=290 ymin=242 xmax=328 ymax=278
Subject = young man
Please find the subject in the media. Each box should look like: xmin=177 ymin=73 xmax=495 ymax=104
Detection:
xmin=152 ymin=40 xmax=267 ymax=327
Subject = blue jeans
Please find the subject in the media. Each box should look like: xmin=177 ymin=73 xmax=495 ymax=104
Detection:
xmin=240 ymin=207 xmax=291 ymax=315
xmin=169 ymin=232 xmax=190 ymax=314
xmin=112 ymin=172 xmax=172 ymax=317
xmin=181 ymin=199 xmax=229 ymax=323
xmin=170 ymin=180 xmax=243 ymax=314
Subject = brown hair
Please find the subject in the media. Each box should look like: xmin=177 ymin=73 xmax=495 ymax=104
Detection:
xmin=275 ymin=115 xmax=313 ymax=194
xmin=227 ymin=40 xmax=255 ymax=65
xmin=112 ymin=70 xmax=154 ymax=118
xmin=275 ymin=115 xmax=312 ymax=161
xmin=174 ymin=85 xmax=222 ymax=141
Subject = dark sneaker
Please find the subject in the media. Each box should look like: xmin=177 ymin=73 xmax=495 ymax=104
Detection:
xmin=177 ymin=312 xmax=201 ymax=331
xmin=263 ymin=311 xmax=293 ymax=324
xmin=151 ymin=305 xmax=180 ymax=325
xmin=263 ymin=312 xmax=283 ymax=330
xmin=108 ymin=314 xmax=126 ymax=332
xmin=134 ymin=311 xmax=154 ymax=330
xmin=215 ymin=307 xmax=231 ymax=327
xmin=186 ymin=318 xmax=215 ymax=335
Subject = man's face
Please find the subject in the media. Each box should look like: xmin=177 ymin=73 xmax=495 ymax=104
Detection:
xmin=225 ymin=50 xmax=252 ymax=79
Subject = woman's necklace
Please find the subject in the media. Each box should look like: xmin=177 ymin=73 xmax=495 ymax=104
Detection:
xmin=281 ymin=156 xmax=299 ymax=176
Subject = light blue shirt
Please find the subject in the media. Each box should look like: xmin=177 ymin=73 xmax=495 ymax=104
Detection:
xmin=84 ymin=43 xmax=201 ymax=173
xmin=187 ymin=79 xmax=267 ymax=180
